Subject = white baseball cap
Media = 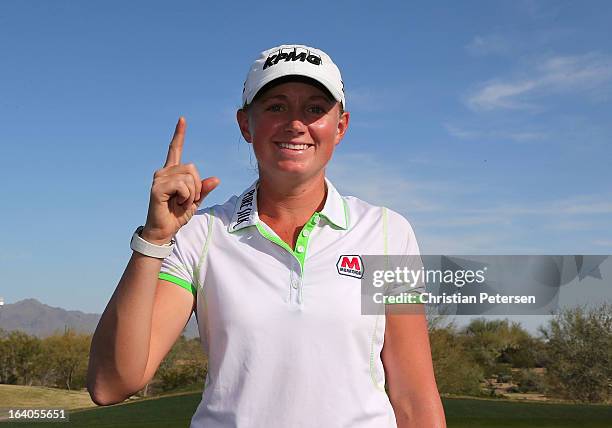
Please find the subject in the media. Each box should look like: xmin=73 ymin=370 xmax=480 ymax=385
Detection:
xmin=242 ymin=44 xmax=346 ymax=109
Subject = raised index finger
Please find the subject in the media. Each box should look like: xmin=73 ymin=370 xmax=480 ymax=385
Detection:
xmin=164 ymin=117 xmax=187 ymax=167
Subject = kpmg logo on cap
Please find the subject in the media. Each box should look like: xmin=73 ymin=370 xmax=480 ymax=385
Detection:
xmin=263 ymin=47 xmax=322 ymax=70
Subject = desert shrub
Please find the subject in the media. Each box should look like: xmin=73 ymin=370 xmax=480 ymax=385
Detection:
xmin=429 ymin=325 xmax=483 ymax=395
xmin=539 ymin=303 xmax=612 ymax=403
xmin=513 ymin=369 xmax=545 ymax=393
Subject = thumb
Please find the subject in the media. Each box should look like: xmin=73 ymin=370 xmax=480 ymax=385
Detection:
xmin=195 ymin=177 xmax=220 ymax=206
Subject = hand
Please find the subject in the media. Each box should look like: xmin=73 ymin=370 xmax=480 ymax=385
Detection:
xmin=142 ymin=117 xmax=219 ymax=244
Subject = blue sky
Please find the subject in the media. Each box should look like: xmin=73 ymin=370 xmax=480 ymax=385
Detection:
xmin=0 ymin=0 xmax=610 ymax=327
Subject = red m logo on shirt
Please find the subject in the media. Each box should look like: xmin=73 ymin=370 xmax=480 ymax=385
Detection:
xmin=341 ymin=256 xmax=361 ymax=270
xmin=337 ymin=255 xmax=364 ymax=279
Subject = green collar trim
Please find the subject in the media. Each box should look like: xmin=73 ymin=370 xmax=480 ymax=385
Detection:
xmin=254 ymin=211 xmax=321 ymax=273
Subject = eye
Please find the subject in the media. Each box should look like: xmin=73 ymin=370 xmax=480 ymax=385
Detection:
xmin=266 ymin=104 xmax=285 ymax=112
xmin=308 ymin=105 xmax=326 ymax=114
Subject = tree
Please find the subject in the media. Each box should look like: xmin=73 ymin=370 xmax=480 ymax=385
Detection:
xmin=462 ymin=318 xmax=530 ymax=377
xmin=429 ymin=324 xmax=483 ymax=395
xmin=0 ymin=331 xmax=42 ymax=385
xmin=44 ymin=329 xmax=91 ymax=390
xmin=0 ymin=329 xmax=17 ymax=384
xmin=153 ymin=335 xmax=207 ymax=393
xmin=500 ymin=333 xmax=545 ymax=369
xmin=539 ymin=303 xmax=612 ymax=403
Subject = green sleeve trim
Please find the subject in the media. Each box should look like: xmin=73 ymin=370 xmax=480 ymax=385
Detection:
xmin=159 ymin=272 xmax=197 ymax=297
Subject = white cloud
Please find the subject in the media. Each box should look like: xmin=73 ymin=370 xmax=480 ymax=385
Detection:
xmin=518 ymin=0 xmax=569 ymax=21
xmin=327 ymin=152 xmax=448 ymax=214
xmin=465 ymin=28 xmax=576 ymax=58
xmin=445 ymin=124 xmax=549 ymax=142
xmin=418 ymin=234 xmax=508 ymax=254
xmin=467 ymin=79 xmax=540 ymax=111
xmin=0 ymin=249 xmax=32 ymax=263
xmin=327 ymin=152 xmax=610 ymax=253
xmin=474 ymin=198 xmax=612 ymax=216
xmin=465 ymin=34 xmax=512 ymax=57
xmin=345 ymin=83 xmax=414 ymax=112
xmin=537 ymin=53 xmax=612 ymax=91
xmin=345 ymin=87 xmax=385 ymax=112
xmin=592 ymin=239 xmax=612 ymax=248
xmin=330 ymin=152 xmax=612 ymax=219
xmin=542 ymin=220 xmax=600 ymax=232
xmin=466 ymin=52 xmax=612 ymax=111
xmin=418 ymin=215 xmax=512 ymax=228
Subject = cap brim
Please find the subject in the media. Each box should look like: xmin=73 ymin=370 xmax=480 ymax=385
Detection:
xmin=246 ymin=67 xmax=344 ymax=107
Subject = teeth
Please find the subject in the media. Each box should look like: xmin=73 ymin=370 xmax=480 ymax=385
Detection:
xmin=279 ymin=143 xmax=309 ymax=150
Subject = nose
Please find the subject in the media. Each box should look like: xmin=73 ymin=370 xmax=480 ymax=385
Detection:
xmin=283 ymin=110 xmax=307 ymax=136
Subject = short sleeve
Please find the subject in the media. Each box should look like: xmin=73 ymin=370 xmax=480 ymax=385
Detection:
xmin=158 ymin=212 xmax=209 ymax=297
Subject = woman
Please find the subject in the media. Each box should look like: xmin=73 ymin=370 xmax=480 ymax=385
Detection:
xmin=87 ymin=44 xmax=446 ymax=427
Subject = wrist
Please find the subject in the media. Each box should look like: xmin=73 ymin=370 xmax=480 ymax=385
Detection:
xmin=140 ymin=227 xmax=173 ymax=246
xmin=130 ymin=226 xmax=175 ymax=259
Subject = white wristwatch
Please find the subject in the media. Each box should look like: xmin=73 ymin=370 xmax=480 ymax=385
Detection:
xmin=130 ymin=226 xmax=175 ymax=259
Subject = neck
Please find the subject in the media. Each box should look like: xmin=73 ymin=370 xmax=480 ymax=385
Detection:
xmin=257 ymin=172 xmax=327 ymax=224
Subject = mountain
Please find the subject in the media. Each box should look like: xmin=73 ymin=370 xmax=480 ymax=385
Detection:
xmin=0 ymin=298 xmax=199 ymax=338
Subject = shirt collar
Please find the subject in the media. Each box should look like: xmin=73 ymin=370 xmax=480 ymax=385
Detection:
xmin=228 ymin=177 xmax=349 ymax=233
xmin=320 ymin=177 xmax=349 ymax=230
xmin=228 ymin=180 xmax=259 ymax=233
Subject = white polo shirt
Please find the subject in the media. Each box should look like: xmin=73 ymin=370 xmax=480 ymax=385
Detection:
xmin=159 ymin=178 xmax=421 ymax=428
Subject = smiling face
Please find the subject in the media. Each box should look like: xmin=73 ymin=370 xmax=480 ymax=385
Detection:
xmin=237 ymin=79 xmax=349 ymax=184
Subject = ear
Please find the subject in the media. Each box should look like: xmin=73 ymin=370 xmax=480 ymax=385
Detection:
xmin=334 ymin=111 xmax=350 ymax=146
xmin=236 ymin=109 xmax=253 ymax=144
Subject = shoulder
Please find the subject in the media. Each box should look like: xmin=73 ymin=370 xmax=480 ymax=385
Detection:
xmin=382 ymin=206 xmax=420 ymax=255
xmin=383 ymin=206 xmax=418 ymax=240
xmin=343 ymin=195 xmax=419 ymax=254
xmin=195 ymin=194 xmax=239 ymax=227
xmin=173 ymin=194 xmax=239 ymax=244
xmin=342 ymin=195 xmax=416 ymax=235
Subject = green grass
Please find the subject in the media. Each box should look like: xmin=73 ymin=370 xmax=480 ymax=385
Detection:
xmin=0 ymin=384 xmax=96 ymax=410
xmin=443 ymin=397 xmax=612 ymax=428
xmin=3 ymin=389 xmax=611 ymax=427
xmin=4 ymin=392 xmax=201 ymax=428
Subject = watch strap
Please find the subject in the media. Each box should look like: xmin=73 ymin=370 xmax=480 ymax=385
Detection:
xmin=130 ymin=226 xmax=175 ymax=259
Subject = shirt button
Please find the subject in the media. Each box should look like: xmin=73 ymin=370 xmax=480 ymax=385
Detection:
xmin=313 ymin=215 xmax=320 ymax=224
xmin=296 ymin=245 xmax=305 ymax=253
xmin=302 ymin=229 xmax=310 ymax=237
xmin=291 ymin=280 xmax=299 ymax=289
